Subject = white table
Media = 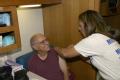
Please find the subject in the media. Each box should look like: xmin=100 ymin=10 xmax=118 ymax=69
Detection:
xmin=27 ymin=71 xmax=47 ymax=80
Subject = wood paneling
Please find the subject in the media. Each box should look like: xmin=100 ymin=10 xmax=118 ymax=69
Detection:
xmin=0 ymin=0 xmax=61 ymax=6
xmin=104 ymin=15 xmax=120 ymax=29
xmin=89 ymin=0 xmax=100 ymax=11
xmin=43 ymin=0 xmax=99 ymax=80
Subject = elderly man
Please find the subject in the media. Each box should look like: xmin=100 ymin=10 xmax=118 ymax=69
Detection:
xmin=28 ymin=33 xmax=69 ymax=80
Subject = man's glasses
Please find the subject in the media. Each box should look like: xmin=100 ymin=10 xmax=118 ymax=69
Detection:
xmin=32 ymin=40 xmax=48 ymax=45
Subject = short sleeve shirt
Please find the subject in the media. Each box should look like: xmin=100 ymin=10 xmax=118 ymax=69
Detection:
xmin=74 ymin=33 xmax=120 ymax=80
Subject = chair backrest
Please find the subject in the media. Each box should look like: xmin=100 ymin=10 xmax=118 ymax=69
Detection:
xmin=16 ymin=52 xmax=33 ymax=69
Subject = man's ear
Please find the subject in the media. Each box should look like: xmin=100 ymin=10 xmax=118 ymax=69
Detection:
xmin=32 ymin=45 xmax=38 ymax=50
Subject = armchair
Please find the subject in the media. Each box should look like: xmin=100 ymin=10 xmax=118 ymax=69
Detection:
xmin=16 ymin=52 xmax=33 ymax=69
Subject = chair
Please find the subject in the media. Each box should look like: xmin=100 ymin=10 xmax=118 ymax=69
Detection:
xmin=16 ymin=52 xmax=33 ymax=69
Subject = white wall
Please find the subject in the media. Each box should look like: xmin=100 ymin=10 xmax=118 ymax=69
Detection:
xmin=8 ymin=8 xmax=44 ymax=60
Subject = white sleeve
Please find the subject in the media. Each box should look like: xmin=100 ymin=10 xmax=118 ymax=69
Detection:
xmin=74 ymin=35 xmax=101 ymax=57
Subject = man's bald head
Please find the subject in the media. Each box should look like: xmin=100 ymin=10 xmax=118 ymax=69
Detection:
xmin=30 ymin=33 xmax=46 ymax=45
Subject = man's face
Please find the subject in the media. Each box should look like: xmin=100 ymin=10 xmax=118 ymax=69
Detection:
xmin=32 ymin=35 xmax=50 ymax=52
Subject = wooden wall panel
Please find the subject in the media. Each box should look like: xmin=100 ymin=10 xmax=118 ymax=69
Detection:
xmin=0 ymin=0 xmax=61 ymax=6
xmin=43 ymin=4 xmax=71 ymax=47
xmin=89 ymin=0 xmax=100 ymax=11
xmin=104 ymin=15 xmax=120 ymax=29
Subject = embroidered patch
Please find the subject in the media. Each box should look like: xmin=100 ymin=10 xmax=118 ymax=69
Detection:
xmin=115 ymin=48 xmax=120 ymax=55
xmin=106 ymin=39 xmax=115 ymax=45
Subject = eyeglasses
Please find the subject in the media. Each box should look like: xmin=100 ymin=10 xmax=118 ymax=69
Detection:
xmin=32 ymin=39 xmax=48 ymax=45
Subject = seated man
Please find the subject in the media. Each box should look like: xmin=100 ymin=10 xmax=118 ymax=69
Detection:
xmin=28 ymin=33 xmax=69 ymax=80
